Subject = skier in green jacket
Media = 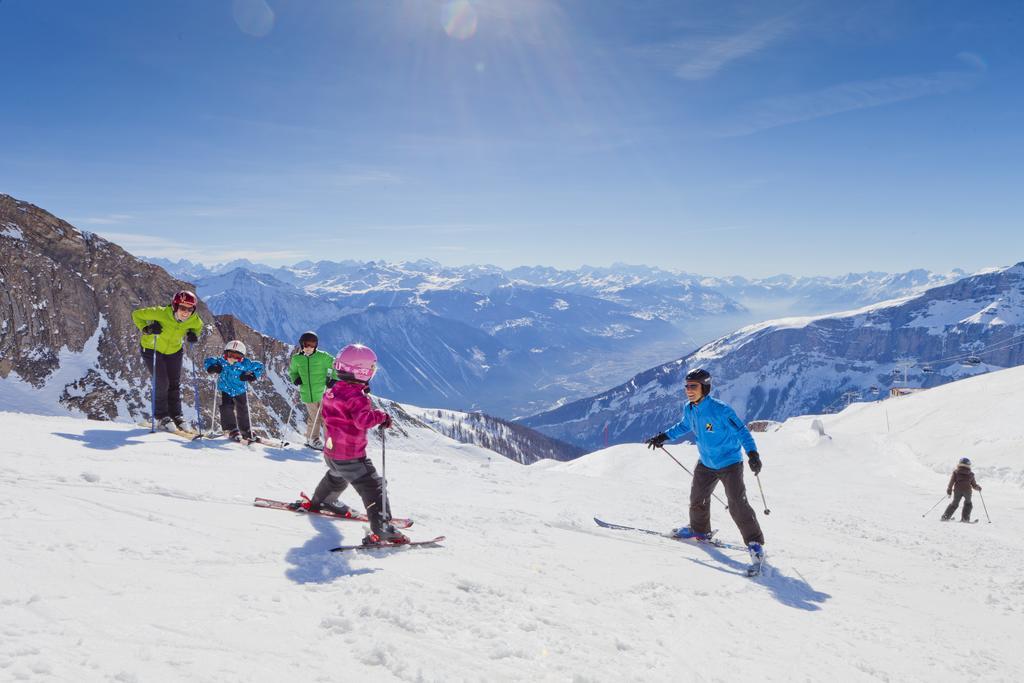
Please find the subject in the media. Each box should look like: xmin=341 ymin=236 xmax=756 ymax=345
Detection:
xmin=288 ymin=331 xmax=338 ymax=449
xmin=131 ymin=290 xmax=204 ymax=432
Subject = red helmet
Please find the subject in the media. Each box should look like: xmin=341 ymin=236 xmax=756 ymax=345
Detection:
xmin=172 ymin=290 xmax=198 ymax=308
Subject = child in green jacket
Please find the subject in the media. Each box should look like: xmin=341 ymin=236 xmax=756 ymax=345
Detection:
xmin=132 ymin=290 xmax=204 ymax=432
xmin=288 ymin=331 xmax=338 ymax=449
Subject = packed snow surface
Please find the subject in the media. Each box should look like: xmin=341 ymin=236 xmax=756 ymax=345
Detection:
xmin=2 ymin=366 xmax=1024 ymax=680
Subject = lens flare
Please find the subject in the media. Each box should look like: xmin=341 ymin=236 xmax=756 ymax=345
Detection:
xmin=442 ymin=0 xmax=478 ymax=40
xmin=232 ymin=0 xmax=275 ymax=38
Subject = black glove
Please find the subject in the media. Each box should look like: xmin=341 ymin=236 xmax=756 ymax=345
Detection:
xmin=185 ymin=330 xmax=199 ymax=344
xmin=239 ymin=371 xmax=257 ymax=382
xmin=293 ymin=376 xmax=302 ymax=386
xmin=645 ymin=433 xmax=669 ymax=449
xmin=142 ymin=322 xmax=162 ymax=335
xmin=947 ymin=490 xmax=952 ymax=497
xmin=380 ymin=414 xmax=393 ymax=429
xmin=976 ymin=486 xmax=982 ymax=491
xmin=325 ymin=378 xmax=337 ymax=388
xmin=747 ymin=451 xmax=762 ymax=474
xmin=206 ymin=363 xmax=222 ymax=374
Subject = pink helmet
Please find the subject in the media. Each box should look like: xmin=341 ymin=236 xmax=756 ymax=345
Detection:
xmin=334 ymin=343 xmax=378 ymax=381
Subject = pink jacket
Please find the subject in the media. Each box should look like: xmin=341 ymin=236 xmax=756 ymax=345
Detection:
xmin=321 ymin=381 xmax=389 ymax=460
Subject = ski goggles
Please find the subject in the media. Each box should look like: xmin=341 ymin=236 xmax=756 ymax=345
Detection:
xmin=223 ymin=351 xmax=244 ymax=361
xmin=684 ymin=383 xmax=702 ymax=390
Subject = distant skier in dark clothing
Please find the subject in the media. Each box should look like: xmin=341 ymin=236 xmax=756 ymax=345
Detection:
xmin=132 ymin=290 xmax=203 ymax=432
xmin=645 ymin=368 xmax=765 ymax=566
xmin=942 ymin=457 xmax=982 ymax=522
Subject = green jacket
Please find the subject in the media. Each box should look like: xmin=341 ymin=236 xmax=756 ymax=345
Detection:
xmin=288 ymin=349 xmax=337 ymax=403
xmin=132 ymin=305 xmax=204 ymax=355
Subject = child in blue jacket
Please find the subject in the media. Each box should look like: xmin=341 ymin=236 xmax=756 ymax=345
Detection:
xmin=204 ymin=340 xmax=265 ymax=442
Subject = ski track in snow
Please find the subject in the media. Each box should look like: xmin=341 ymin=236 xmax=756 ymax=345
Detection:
xmin=2 ymin=365 xmax=1024 ymax=681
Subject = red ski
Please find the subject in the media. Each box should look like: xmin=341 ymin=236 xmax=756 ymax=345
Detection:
xmin=329 ymin=536 xmax=445 ymax=552
xmin=253 ymin=496 xmax=414 ymax=529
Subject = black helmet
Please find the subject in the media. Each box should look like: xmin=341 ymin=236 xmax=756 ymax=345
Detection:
xmin=299 ymin=331 xmax=318 ymax=348
xmin=959 ymin=457 xmax=971 ymax=467
xmin=685 ymin=368 xmax=712 ymax=396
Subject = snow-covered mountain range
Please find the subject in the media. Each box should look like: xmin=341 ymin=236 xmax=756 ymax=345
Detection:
xmin=523 ymin=263 xmax=1024 ymax=450
xmin=0 ymin=193 xmax=582 ymax=464
xmin=149 ymin=256 xmax=965 ymax=416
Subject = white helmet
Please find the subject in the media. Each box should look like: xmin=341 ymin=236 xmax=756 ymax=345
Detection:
xmin=223 ymin=340 xmax=247 ymax=356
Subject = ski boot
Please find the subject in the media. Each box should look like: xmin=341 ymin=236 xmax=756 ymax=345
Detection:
xmin=747 ymin=542 xmax=765 ymax=563
xmin=171 ymin=415 xmax=192 ymax=433
xmin=309 ymin=500 xmax=354 ymax=518
xmin=747 ymin=542 xmax=765 ymax=577
xmin=157 ymin=416 xmax=177 ymax=432
xmin=229 ymin=429 xmax=244 ymax=443
xmin=305 ymin=439 xmax=324 ymax=450
xmin=362 ymin=525 xmax=410 ymax=546
xmin=672 ymin=526 xmax=714 ymax=541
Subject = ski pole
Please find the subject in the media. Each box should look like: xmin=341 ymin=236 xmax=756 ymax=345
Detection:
xmin=189 ymin=344 xmax=203 ymax=434
xmin=243 ymin=389 xmax=253 ymax=440
xmin=922 ymin=494 xmax=948 ymax=518
xmin=658 ymin=446 xmax=729 ymax=509
xmin=150 ymin=332 xmax=159 ymax=432
xmin=208 ymin=375 xmax=219 ymax=437
xmin=755 ymin=473 xmax=770 ymax=515
xmin=310 ymin=401 xmax=324 ymax=445
xmin=243 ymin=386 xmax=288 ymax=447
xmin=978 ymin=490 xmax=992 ymax=524
xmin=379 ymin=423 xmax=391 ymax=523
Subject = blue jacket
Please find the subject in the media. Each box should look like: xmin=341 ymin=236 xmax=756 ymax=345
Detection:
xmin=664 ymin=396 xmax=757 ymax=470
xmin=203 ymin=357 xmax=265 ymax=397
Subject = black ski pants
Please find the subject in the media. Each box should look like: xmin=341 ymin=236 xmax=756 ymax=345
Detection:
xmin=943 ymin=491 xmax=973 ymax=521
xmin=311 ymin=456 xmax=391 ymax=534
xmin=220 ymin=392 xmax=252 ymax=438
xmin=690 ymin=461 xmax=764 ymax=545
xmin=141 ymin=347 xmax=183 ymax=420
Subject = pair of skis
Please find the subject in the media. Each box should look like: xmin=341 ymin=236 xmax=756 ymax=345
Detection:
xmin=253 ymin=497 xmax=444 ymax=552
xmin=140 ymin=422 xmax=287 ymax=448
xmin=593 ymin=517 xmax=765 ymax=577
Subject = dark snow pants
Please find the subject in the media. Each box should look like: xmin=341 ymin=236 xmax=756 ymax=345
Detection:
xmin=219 ymin=392 xmax=252 ymax=438
xmin=141 ymin=347 xmax=183 ymax=420
xmin=943 ymin=491 xmax=973 ymax=521
xmin=311 ymin=456 xmax=390 ymax=534
xmin=690 ymin=461 xmax=764 ymax=545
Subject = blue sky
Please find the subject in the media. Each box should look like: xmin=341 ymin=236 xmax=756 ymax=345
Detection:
xmin=1 ymin=0 xmax=1022 ymax=277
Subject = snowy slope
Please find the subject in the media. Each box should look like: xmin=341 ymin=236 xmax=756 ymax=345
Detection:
xmin=2 ymin=367 xmax=1023 ymax=680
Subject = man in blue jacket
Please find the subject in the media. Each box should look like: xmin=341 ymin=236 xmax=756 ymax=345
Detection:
xmin=646 ymin=368 xmax=765 ymax=562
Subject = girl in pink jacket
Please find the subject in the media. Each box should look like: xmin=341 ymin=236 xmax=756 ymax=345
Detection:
xmin=302 ymin=344 xmax=407 ymax=545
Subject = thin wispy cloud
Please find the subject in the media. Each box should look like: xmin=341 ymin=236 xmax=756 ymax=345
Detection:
xmin=718 ymin=68 xmax=982 ymax=137
xmin=638 ymin=17 xmax=794 ymax=81
xmin=73 ymin=213 xmax=135 ymax=225
xmin=96 ymin=231 xmax=308 ymax=265
xmin=323 ymin=223 xmax=496 ymax=237
xmin=331 ymin=169 xmax=402 ymax=187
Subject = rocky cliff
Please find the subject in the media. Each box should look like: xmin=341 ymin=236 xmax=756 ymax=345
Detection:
xmin=0 ymin=193 xmax=292 ymax=435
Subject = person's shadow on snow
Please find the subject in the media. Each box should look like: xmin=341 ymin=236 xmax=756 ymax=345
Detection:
xmin=53 ymin=428 xmax=205 ymax=451
xmin=261 ymin=445 xmax=322 ymax=463
xmin=285 ymin=514 xmax=377 ymax=583
xmin=687 ymin=544 xmax=831 ymax=611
